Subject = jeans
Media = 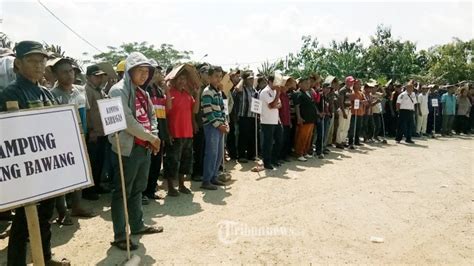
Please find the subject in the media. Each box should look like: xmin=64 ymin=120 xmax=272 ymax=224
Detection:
xmin=192 ymin=128 xmax=205 ymax=178
xmin=316 ymin=117 xmax=330 ymax=155
xmin=442 ymin=115 xmax=455 ymax=135
xmin=237 ymin=117 xmax=257 ymax=160
xmin=348 ymin=115 xmax=363 ymax=145
xmin=373 ymin=113 xmax=382 ymax=138
xmin=396 ymin=110 xmax=415 ymax=142
xmin=203 ymin=124 xmax=224 ymax=184
xmin=86 ymin=136 xmax=107 ymax=193
xmin=261 ymin=124 xmax=283 ymax=166
xmin=145 ymin=141 xmax=164 ymax=196
xmin=362 ymin=115 xmax=374 ymax=140
xmin=111 ymin=145 xmax=150 ymax=241
xmin=8 ymin=199 xmax=55 ymax=265
xmin=279 ymin=125 xmax=292 ymax=160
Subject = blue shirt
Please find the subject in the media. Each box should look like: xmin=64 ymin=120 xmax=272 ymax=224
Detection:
xmin=441 ymin=92 xmax=456 ymax=115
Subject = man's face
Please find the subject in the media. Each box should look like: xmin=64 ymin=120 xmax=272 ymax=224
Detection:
xmin=245 ymin=78 xmax=254 ymax=87
xmin=448 ymin=87 xmax=455 ymax=94
xmin=175 ymin=73 xmax=188 ymax=90
xmin=88 ymin=74 xmax=105 ymax=87
xmin=231 ymin=74 xmax=240 ymax=85
xmin=346 ymin=80 xmax=354 ymax=88
xmin=299 ymin=80 xmax=310 ymax=91
xmin=200 ymin=72 xmax=209 ymax=85
xmin=353 ymin=81 xmax=361 ymax=91
xmin=331 ymin=80 xmax=338 ymax=90
xmin=130 ymin=66 xmax=150 ymax=86
xmin=16 ymin=54 xmax=47 ymax=82
xmin=209 ymin=71 xmax=223 ymax=87
xmin=54 ymin=62 xmax=75 ymax=86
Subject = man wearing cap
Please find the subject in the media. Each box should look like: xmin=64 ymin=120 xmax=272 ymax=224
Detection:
xmin=144 ymin=60 xmax=170 ymax=201
xmin=108 ymin=52 xmax=163 ymax=251
xmin=361 ymin=81 xmax=376 ymax=143
xmin=347 ymin=79 xmax=365 ymax=149
xmin=116 ymin=60 xmax=126 ymax=81
xmin=441 ymin=86 xmax=457 ymax=136
xmin=191 ymin=64 xmax=210 ymax=182
xmin=294 ymin=76 xmax=317 ymax=161
xmin=226 ymin=70 xmax=240 ymax=160
xmin=416 ymin=85 xmax=430 ymax=137
xmin=84 ymin=64 xmax=110 ymax=200
xmin=396 ymin=80 xmax=417 ymax=144
xmin=0 ymin=41 xmax=71 ymax=265
xmin=389 ymin=83 xmax=402 ymax=136
xmin=324 ymin=75 xmax=339 ymax=150
xmin=233 ymin=71 xmax=258 ymax=163
xmin=259 ymin=75 xmax=283 ymax=169
xmin=335 ymin=76 xmax=354 ymax=148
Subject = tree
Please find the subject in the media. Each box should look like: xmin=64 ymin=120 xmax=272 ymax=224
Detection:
xmin=423 ymin=38 xmax=473 ymax=84
xmin=363 ymin=25 xmax=420 ymax=82
xmin=87 ymin=42 xmax=193 ymax=67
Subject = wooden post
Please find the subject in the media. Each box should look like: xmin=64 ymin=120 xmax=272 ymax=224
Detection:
xmin=115 ymin=132 xmax=131 ymax=260
xmin=6 ymin=101 xmax=45 ymax=266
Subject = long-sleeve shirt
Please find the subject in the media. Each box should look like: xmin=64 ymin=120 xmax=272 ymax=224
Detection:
xmin=201 ymin=85 xmax=227 ymax=127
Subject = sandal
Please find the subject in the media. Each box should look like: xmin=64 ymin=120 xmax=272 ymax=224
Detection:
xmin=167 ymin=188 xmax=179 ymax=197
xmin=110 ymin=239 xmax=138 ymax=251
xmin=132 ymin=225 xmax=164 ymax=235
xmin=56 ymin=212 xmax=73 ymax=226
xmin=178 ymin=186 xmax=192 ymax=194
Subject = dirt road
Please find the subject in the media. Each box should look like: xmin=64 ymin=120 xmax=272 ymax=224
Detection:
xmin=1 ymin=136 xmax=473 ymax=265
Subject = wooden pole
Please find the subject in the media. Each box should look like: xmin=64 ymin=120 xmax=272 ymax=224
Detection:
xmin=115 ymin=132 xmax=131 ymax=260
xmin=6 ymin=101 xmax=45 ymax=266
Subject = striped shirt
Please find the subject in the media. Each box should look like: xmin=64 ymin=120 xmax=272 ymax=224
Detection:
xmin=236 ymin=85 xmax=257 ymax=118
xmin=201 ymin=85 xmax=226 ymax=127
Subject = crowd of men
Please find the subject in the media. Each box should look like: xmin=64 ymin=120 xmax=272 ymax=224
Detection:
xmin=0 ymin=41 xmax=473 ymax=265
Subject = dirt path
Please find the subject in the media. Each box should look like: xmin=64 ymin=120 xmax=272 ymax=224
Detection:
xmin=1 ymin=136 xmax=473 ymax=265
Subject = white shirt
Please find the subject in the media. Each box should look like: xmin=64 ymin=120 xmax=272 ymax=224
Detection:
xmin=397 ymin=91 xmax=417 ymax=111
xmin=417 ymin=93 xmax=429 ymax=115
xmin=259 ymin=85 xmax=280 ymax=125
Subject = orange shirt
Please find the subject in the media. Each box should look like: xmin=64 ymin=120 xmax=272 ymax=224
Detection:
xmin=350 ymin=90 xmax=365 ymax=116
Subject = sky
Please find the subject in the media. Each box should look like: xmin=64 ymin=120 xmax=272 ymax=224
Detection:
xmin=0 ymin=0 xmax=472 ymax=70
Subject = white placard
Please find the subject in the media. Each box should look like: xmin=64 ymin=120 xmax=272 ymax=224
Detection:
xmin=378 ymin=102 xmax=383 ymax=112
xmin=223 ymin=99 xmax=229 ymax=115
xmin=0 ymin=105 xmax=93 ymax=211
xmin=97 ymin=98 xmax=127 ymax=135
xmin=354 ymin=99 xmax=360 ymax=110
xmin=431 ymin=98 xmax=439 ymax=107
xmin=251 ymin=98 xmax=262 ymax=114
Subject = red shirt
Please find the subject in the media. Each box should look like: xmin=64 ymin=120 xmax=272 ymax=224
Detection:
xmin=135 ymin=88 xmax=152 ymax=147
xmin=279 ymin=92 xmax=291 ymax=126
xmin=166 ymin=88 xmax=194 ymax=138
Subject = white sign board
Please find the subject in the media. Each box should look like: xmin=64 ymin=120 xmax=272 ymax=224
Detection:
xmin=97 ymin=98 xmax=127 ymax=135
xmin=0 ymin=105 xmax=93 ymax=211
xmin=223 ymin=99 xmax=229 ymax=115
xmin=431 ymin=98 xmax=439 ymax=107
xmin=251 ymin=98 xmax=262 ymax=114
xmin=354 ymin=99 xmax=360 ymax=110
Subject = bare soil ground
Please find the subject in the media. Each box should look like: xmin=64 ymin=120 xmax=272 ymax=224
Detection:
xmin=1 ymin=136 xmax=473 ymax=265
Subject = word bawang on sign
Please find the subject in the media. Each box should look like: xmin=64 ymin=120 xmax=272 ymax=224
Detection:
xmin=0 ymin=105 xmax=93 ymax=211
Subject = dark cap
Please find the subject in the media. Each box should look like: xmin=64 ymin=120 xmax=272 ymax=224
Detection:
xmin=15 ymin=41 xmax=48 ymax=59
xmin=86 ymin=65 xmax=107 ymax=76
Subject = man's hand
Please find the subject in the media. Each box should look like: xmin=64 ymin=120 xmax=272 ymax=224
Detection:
xmin=218 ymin=124 xmax=229 ymax=134
xmin=150 ymin=137 xmax=161 ymax=154
xmin=297 ymin=117 xmax=304 ymax=125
